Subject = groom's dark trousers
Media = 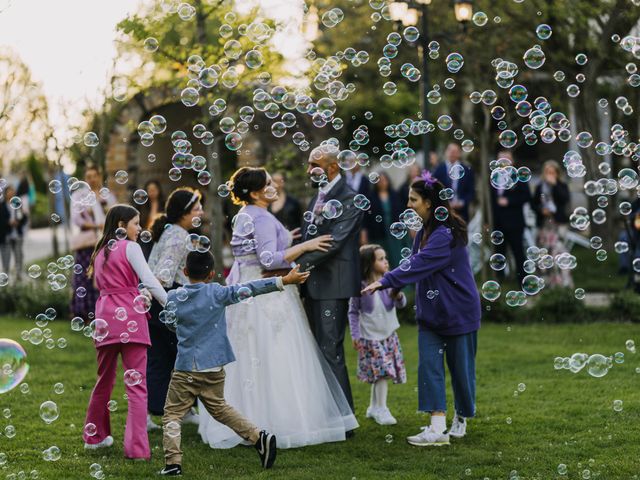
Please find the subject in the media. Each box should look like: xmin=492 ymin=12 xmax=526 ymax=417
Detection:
xmin=297 ymin=176 xmax=364 ymax=413
xmin=304 ymin=299 xmax=353 ymax=410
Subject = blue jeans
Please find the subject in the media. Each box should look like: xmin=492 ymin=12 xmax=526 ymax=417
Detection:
xmin=417 ymin=329 xmax=477 ymax=418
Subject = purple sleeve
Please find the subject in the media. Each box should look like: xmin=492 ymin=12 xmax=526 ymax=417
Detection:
xmin=379 ymin=228 xmax=452 ymax=289
xmin=348 ymin=297 xmax=361 ymax=340
xmin=253 ymin=215 xmax=290 ymax=270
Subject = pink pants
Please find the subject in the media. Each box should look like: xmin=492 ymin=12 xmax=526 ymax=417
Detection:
xmin=83 ymin=343 xmax=150 ymax=459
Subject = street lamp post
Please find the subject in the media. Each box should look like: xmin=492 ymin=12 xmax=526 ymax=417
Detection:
xmin=389 ymin=0 xmax=473 ymax=166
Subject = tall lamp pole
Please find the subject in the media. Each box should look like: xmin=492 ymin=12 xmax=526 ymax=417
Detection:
xmin=389 ymin=0 xmax=473 ymax=166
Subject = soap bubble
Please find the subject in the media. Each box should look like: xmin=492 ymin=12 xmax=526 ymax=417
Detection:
xmin=165 ymin=420 xmax=181 ymax=438
xmin=489 ymin=254 xmax=507 ymax=271
xmin=133 ymin=295 xmax=151 ymax=314
xmin=354 ymin=194 xmax=371 ymax=211
xmin=322 ymin=199 xmax=344 ymax=219
xmin=89 ymin=319 xmax=109 ymax=342
xmin=434 ymin=206 xmax=449 ymax=221
xmin=481 ymin=281 xmax=501 ymax=301
xmin=586 ymin=354 xmax=609 ymax=378
xmin=0 ymin=340 xmax=29 ymax=394
xmin=237 ymin=286 xmax=253 ymax=303
xmin=612 ymin=399 xmax=623 ymax=412
xmin=123 ymin=369 xmax=143 ymax=386
xmin=445 ymin=52 xmax=464 ymax=73
xmin=390 ymin=222 xmax=408 ymax=239
xmin=536 ymin=24 xmax=552 ymax=40
xmin=522 ymin=275 xmax=543 ymax=295
xmin=84 ymin=423 xmax=97 ymax=437
xmin=39 ymin=401 xmax=59 ymax=424
xmin=523 ymin=46 xmax=545 ymax=69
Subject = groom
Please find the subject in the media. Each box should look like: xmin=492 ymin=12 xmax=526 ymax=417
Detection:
xmin=297 ymin=142 xmax=364 ymax=414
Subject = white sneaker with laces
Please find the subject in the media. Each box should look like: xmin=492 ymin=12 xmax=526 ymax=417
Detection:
xmin=449 ymin=415 xmax=467 ymax=438
xmin=182 ymin=408 xmax=200 ymax=426
xmin=147 ymin=414 xmax=161 ymax=432
xmin=406 ymin=425 xmax=450 ymax=446
xmin=84 ymin=435 xmax=114 ymax=450
xmin=372 ymin=407 xmax=397 ymax=426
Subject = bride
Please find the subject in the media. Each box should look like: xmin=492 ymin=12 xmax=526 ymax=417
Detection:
xmin=198 ymin=167 xmax=358 ymax=449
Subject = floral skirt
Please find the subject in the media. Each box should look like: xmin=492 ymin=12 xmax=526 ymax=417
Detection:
xmin=356 ymin=332 xmax=407 ymax=384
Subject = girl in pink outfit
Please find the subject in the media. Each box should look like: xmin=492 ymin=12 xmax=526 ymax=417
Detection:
xmin=83 ymin=205 xmax=167 ymax=459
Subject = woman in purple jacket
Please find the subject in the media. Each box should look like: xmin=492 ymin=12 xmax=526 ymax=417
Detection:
xmin=362 ymin=171 xmax=481 ymax=447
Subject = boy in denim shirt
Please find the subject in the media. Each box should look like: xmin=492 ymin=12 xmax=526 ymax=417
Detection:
xmin=160 ymin=251 xmax=309 ymax=476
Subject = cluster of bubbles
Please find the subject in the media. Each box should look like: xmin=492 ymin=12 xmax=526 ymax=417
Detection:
xmin=552 ymin=351 xmax=625 ymax=378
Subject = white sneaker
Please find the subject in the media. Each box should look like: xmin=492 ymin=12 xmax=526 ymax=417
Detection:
xmin=147 ymin=414 xmax=161 ymax=432
xmin=449 ymin=415 xmax=467 ymax=438
xmin=372 ymin=407 xmax=397 ymax=426
xmin=406 ymin=426 xmax=450 ymax=446
xmin=182 ymin=408 xmax=200 ymax=426
xmin=84 ymin=435 xmax=114 ymax=450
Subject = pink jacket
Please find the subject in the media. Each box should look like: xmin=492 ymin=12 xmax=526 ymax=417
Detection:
xmin=93 ymin=240 xmax=151 ymax=347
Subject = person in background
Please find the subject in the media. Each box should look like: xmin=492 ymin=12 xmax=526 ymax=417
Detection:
xmin=138 ymin=180 xmax=165 ymax=259
xmin=399 ymin=163 xmax=422 ymax=209
xmin=362 ymin=172 xmax=405 ymax=268
xmin=0 ymin=185 xmax=28 ymax=280
xmin=490 ymin=150 xmax=532 ymax=285
xmin=349 ymin=244 xmax=407 ymax=426
xmin=433 ymin=143 xmax=475 ymax=222
xmin=362 ymin=171 xmax=481 ymax=447
xmin=531 ymin=160 xmax=572 ymax=288
xmin=268 ymin=171 xmax=302 ymax=232
xmin=70 ymin=165 xmax=116 ymax=322
xmin=345 ymin=164 xmax=371 ymax=201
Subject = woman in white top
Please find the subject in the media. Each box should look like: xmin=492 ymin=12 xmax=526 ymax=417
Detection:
xmin=146 ymin=187 xmax=203 ymax=426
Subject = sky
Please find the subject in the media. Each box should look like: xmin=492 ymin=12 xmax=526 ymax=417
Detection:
xmin=0 ymin=0 xmax=305 ymax=137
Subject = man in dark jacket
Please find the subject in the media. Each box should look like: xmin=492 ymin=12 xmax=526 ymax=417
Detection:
xmin=297 ymin=143 xmax=364 ymax=414
xmin=490 ymin=151 xmax=532 ymax=284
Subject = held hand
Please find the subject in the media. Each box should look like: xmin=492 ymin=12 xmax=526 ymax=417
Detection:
xmin=289 ymin=227 xmax=302 ymax=241
xmin=390 ymin=288 xmax=402 ymax=300
xmin=282 ymin=264 xmax=311 ymax=285
xmin=497 ymin=197 xmax=509 ymax=207
xmin=352 ymin=339 xmax=360 ymax=350
xmin=361 ymin=281 xmax=382 ymax=296
xmin=305 ymin=234 xmax=333 ymax=252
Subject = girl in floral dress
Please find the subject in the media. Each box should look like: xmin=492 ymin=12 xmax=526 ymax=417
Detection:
xmin=349 ymin=244 xmax=407 ymax=426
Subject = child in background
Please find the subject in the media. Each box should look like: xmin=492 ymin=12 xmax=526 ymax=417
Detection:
xmin=84 ymin=205 xmax=167 ymax=459
xmin=349 ymin=244 xmax=407 ymax=426
xmin=160 ymin=251 xmax=310 ymax=476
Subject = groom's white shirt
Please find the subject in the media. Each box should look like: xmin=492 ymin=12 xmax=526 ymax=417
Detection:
xmin=319 ymin=173 xmax=342 ymax=196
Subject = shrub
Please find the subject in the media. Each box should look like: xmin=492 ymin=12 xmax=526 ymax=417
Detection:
xmin=2 ymin=283 xmax=70 ymax=320
xmin=530 ymin=287 xmax=587 ymax=323
xmin=609 ymin=290 xmax=640 ymax=322
xmin=482 ymin=297 xmax=521 ymax=323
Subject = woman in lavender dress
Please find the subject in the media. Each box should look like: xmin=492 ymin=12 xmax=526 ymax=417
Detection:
xmin=198 ymin=167 xmax=358 ymax=449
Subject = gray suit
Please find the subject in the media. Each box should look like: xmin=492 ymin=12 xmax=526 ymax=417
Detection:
xmin=297 ymin=176 xmax=364 ymax=411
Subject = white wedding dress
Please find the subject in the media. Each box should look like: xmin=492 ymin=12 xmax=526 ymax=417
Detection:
xmin=198 ymin=209 xmax=358 ymax=449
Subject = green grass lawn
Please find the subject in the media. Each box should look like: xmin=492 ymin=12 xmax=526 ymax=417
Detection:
xmin=1 ymin=317 xmax=639 ymax=479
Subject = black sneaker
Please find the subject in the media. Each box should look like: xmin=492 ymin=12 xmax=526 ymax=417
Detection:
xmin=254 ymin=430 xmax=277 ymax=469
xmin=159 ymin=464 xmax=182 ymax=476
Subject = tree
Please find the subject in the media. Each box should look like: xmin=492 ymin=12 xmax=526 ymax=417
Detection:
xmin=0 ymin=47 xmax=49 ymax=176
xmin=105 ymin=0 xmax=289 ymax=273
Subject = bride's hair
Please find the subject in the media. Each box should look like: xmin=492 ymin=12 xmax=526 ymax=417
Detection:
xmin=229 ymin=167 xmax=268 ymax=206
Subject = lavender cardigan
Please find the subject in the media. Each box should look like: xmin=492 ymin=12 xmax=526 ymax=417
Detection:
xmin=348 ymin=285 xmax=407 ymax=340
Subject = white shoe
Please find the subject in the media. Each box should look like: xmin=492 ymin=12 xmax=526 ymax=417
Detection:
xmin=449 ymin=415 xmax=467 ymax=438
xmin=406 ymin=426 xmax=450 ymax=446
xmin=372 ymin=407 xmax=397 ymax=426
xmin=147 ymin=414 xmax=161 ymax=432
xmin=84 ymin=435 xmax=114 ymax=450
xmin=182 ymin=408 xmax=200 ymax=426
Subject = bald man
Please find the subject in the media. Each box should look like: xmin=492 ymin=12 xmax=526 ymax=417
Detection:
xmin=296 ymin=143 xmax=364 ymax=416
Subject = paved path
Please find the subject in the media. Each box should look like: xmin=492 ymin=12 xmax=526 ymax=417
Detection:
xmin=23 ymin=227 xmax=60 ymax=264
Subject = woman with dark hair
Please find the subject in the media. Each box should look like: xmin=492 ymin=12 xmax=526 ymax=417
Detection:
xmin=83 ymin=204 xmax=167 ymax=458
xmin=531 ymin=160 xmax=573 ymax=287
xmin=70 ymin=165 xmax=116 ymax=323
xmin=146 ymin=187 xmax=204 ymax=428
xmin=362 ymin=171 xmax=405 ymax=268
xmin=198 ymin=166 xmax=358 ymax=449
xmin=138 ymin=180 xmax=165 ymax=259
xmin=362 ymin=171 xmax=481 ymax=447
